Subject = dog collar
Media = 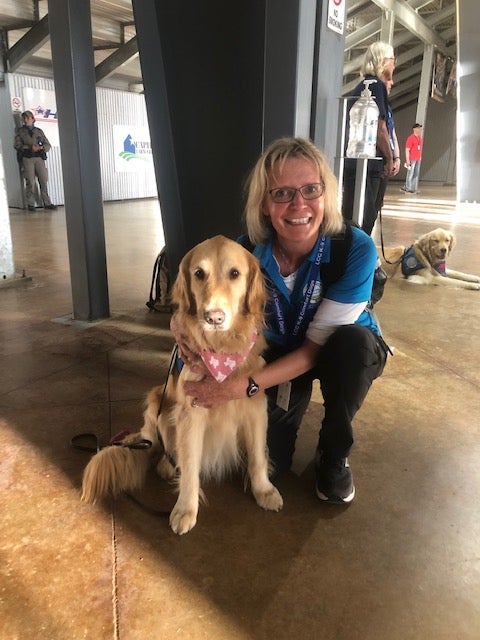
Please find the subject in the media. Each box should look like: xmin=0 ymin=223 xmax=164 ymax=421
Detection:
xmin=200 ymin=331 xmax=258 ymax=383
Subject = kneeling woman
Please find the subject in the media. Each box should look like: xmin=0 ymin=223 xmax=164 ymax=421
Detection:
xmin=175 ymin=137 xmax=389 ymax=504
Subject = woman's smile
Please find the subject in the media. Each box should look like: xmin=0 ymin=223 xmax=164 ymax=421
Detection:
xmin=265 ymin=156 xmax=324 ymax=253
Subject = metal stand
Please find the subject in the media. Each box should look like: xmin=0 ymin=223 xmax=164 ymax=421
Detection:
xmin=352 ymin=158 xmax=369 ymax=228
xmin=336 ymin=97 xmax=378 ymax=228
xmin=338 ymin=155 xmax=382 ymax=228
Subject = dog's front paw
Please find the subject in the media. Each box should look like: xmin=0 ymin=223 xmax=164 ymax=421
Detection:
xmin=253 ymin=484 xmax=283 ymax=512
xmin=169 ymin=505 xmax=198 ymax=535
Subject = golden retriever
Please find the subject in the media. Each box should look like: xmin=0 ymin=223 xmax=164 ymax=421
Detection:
xmin=379 ymin=228 xmax=480 ymax=290
xmin=81 ymin=235 xmax=283 ymax=535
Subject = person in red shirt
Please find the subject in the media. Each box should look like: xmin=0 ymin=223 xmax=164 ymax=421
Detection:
xmin=401 ymin=123 xmax=423 ymax=194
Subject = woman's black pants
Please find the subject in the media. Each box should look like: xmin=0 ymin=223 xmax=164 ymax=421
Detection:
xmin=266 ymin=325 xmax=388 ymax=473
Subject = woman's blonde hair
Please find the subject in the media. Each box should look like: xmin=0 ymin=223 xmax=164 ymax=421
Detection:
xmin=360 ymin=41 xmax=395 ymax=78
xmin=244 ymin=137 xmax=343 ymax=244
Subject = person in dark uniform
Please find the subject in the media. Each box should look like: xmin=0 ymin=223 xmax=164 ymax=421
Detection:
xmin=14 ymin=110 xmax=57 ymax=211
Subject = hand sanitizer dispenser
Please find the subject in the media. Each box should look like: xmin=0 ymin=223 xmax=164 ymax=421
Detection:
xmin=346 ymin=79 xmax=379 ymax=159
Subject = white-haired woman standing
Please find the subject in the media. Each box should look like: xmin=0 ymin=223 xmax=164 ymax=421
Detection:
xmin=342 ymin=41 xmax=399 ymax=235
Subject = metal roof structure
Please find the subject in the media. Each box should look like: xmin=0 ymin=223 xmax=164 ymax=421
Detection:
xmin=0 ymin=0 xmax=142 ymax=92
xmin=0 ymin=0 xmax=457 ymax=106
xmin=344 ymin=0 xmax=456 ymax=110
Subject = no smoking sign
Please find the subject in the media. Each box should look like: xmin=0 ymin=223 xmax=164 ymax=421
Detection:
xmin=11 ymin=96 xmax=22 ymax=112
xmin=327 ymin=0 xmax=345 ymax=35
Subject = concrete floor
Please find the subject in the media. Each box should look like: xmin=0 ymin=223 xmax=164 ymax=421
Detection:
xmin=1 ymin=184 xmax=479 ymax=639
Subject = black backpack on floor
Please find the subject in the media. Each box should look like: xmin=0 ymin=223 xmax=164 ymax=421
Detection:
xmin=146 ymin=247 xmax=173 ymax=313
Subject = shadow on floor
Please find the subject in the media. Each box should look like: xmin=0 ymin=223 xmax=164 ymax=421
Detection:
xmin=1 ymin=189 xmax=480 ymax=639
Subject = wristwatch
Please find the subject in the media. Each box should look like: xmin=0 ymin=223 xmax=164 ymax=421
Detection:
xmin=246 ymin=377 xmax=260 ymax=398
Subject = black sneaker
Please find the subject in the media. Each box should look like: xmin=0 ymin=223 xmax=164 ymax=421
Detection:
xmin=400 ymin=186 xmax=407 ymax=192
xmin=27 ymin=205 xmax=36 ymax=211
xmin=315 ymin=452 xmax=355 ymax=504
xmin=45 ymin=204 xmax=57 ymax=210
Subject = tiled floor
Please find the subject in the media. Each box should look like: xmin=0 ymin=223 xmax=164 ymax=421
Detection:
xmin=1 ymin=183 xmax=480 ymax=639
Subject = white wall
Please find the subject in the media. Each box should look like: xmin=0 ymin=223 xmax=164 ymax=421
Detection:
xmin=393 ymin=96 xmax=456 ymax=186
xmin=0 ymin=73 xmax=158 ymax=209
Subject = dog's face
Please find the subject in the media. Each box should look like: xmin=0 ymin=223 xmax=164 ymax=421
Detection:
xmin=416 ymin=228 xmax=456 ymax=264
xmin=173 ymin=235 xmax=266 ymax=332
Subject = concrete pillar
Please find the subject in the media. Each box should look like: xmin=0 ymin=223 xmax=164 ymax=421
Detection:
xmin=0 ymin=139 xmax=32 ymax=290
xmin=263 ymin=0 xmax=317 ymax=144
xmin=133 ymin=0 xmax=346 ymax=273
xmin=48 ymin=0 xmax=109 ymax=321
xmin=0 ymin=139 xmax=15 ymax=280
xmin=132 ymin=0 xmax=265 ymax=273
xmin=415 ymin=44 xmax=434 ymax=136
xmin=457 ymin=0 xmax=480 ymax=202
xmin=311 ymin=0 xmax=347 ymax=165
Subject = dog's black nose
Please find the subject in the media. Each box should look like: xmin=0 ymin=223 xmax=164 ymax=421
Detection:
xmin=204 ymin=309 xmax=225 ymax=325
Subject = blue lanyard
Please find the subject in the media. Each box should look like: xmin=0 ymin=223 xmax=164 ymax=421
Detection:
xmin=270 ymin=235 xmax=326 ymax=338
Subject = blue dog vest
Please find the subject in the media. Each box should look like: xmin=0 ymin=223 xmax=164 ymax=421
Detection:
xmin=401 ymin=246 xmax=446 ymax=277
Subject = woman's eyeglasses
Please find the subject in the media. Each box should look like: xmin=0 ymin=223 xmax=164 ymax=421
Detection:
xmin=268 ymin=182 xmax=325 ymax=204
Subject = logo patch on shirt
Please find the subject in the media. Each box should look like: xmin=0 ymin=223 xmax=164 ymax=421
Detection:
xmin=308 ymin=281 xmax=323 ymax=304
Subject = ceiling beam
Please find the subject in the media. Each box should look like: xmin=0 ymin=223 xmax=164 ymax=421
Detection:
xmin=345 ymin=17 xmax=382 ymax=50
xmin=347 ymin=0 xmax=371 ymax=17
xmin=95 ymin=35 xmax=138 ymax=83
xmin=344 ymin=2 xmax=456 ymax=80
xmin=407 ymin=0 xmax=435 ymax=9
xmin=370 ymin=0 xmax=449 ymax=52
xmin=7 ymin=14 xmax=49 ymax=72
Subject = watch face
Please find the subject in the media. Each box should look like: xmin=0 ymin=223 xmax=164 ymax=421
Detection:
xmin=247 ymin=378 xmax=259 ymax=397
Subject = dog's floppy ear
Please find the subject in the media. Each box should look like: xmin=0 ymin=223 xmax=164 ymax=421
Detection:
xmin=416 ymin=232 xmax=429 ymax=253
xmin=448 ymin=232 xmax=456 ymax=253
xmin=414 ymin=232 xmax=431 ymax=263
xmin=172 ymin=250 xmax=197 ymax=314
xmin=244 ymin=252 xmax=267 ymax=317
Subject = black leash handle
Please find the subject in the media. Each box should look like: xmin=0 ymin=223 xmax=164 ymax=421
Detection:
xmin=71 ymin=432 xmax=153 ymax=453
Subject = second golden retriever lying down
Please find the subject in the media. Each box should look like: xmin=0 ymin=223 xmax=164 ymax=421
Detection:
xmin=379 ymin=228 xmax=480 ymax=290
xmin=82 ymin=235 xmax=283 ymax=535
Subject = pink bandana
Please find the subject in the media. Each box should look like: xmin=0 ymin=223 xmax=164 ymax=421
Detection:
xmin=435 ymin=260 xmax=446 ymax=276
xmin=200 ymin=332 xmax=258 ymax=382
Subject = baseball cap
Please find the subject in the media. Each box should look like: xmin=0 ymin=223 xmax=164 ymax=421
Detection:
xmin=413 ymin=123 xmax=422 ymax=128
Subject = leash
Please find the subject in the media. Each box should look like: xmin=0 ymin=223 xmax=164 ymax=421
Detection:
xmin=72 ymin=345 xmax=181 ymax=518
xmin=157 ymin=343 xmax=179 ymax=418
xmin=72 ymin=344 xmax=179 ymax=453
xmin=378 ymin=208 xmax=405 ymax=266
xmin=71 ymin=431 xmax=172 ymax=518
xmin=70 ymin=431 xmax=153 ymax=453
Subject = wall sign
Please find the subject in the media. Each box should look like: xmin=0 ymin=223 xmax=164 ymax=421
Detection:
xmin=327 ymin=0 xmax=345 ymax=35
xmin=113 ymin=125 xmax=154 ymax=173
